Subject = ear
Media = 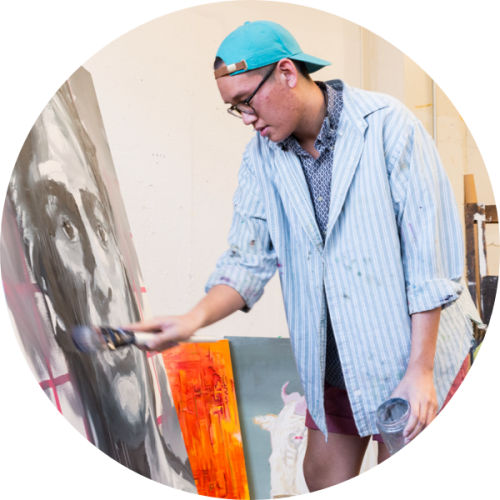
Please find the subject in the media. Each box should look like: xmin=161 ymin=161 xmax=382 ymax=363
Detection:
xmin=276 ymin=58 xmax=299 ymax=89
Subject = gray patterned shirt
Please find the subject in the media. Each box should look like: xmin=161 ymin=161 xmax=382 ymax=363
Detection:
xmin=280 ymin=82 xmax=346 ymax=389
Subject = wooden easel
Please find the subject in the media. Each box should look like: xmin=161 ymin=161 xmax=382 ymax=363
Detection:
xmin=464 ymin=174 xmax=498 ymax=337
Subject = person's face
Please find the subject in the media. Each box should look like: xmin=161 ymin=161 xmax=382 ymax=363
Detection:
xmin=217 ymin=59 xmax=302 ymax=143
xmin=33 ymin=99 xmax=147 ymax=439
xmin=36 ymin=103 xmax=131 ymax=329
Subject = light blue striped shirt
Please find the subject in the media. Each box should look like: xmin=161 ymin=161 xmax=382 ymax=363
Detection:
xmin=206 ymin=80 xmax=482 ymax=437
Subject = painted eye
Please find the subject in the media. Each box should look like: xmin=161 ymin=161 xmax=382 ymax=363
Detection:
xmin=61 ymin=218 xmax=78 ymax=242
xmin=96 ymin=222 xmax=108 ymax=243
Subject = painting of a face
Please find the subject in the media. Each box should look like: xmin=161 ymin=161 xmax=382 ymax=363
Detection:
xmin=2 ymin=68 xmax=196 ymax=492
xmin=31 ymin=93 xmax=148 ymax=440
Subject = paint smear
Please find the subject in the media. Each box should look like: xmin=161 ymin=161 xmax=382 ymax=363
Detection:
xmin=163 ymin=341 xmax=250 ymax=499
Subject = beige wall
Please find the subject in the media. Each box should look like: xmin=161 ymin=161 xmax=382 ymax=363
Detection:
xmin=83 ymin=1 xmax=496 ymax=339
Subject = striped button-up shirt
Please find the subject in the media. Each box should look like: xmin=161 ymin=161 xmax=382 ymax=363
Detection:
xmin=206 ymin=79 xmax=482 ymax=437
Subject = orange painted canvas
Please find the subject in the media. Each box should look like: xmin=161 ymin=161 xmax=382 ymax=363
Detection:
xmin=163 ymin=340 xmax=250 ymax=499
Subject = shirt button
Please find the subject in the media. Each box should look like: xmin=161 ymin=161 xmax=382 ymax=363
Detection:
xmin=317 ymin=196 xmax=323 ymax=201
xmin=330 ymin=146 xmax=334 ymax=151
xmin=323 ymin=231 xmax=327 ymax=236
xmin=338 ymin=131 xmax=343 ymax=136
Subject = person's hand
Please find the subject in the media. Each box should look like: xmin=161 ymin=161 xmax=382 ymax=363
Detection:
xmin=122 ymin=314 xmax=201 ymax=352
xmin=390 ymin=367 xmax=438 ymax=444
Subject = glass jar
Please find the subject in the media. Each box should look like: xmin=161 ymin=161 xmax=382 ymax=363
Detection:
xmin=375 ymin=398 xmax=411 ymax=455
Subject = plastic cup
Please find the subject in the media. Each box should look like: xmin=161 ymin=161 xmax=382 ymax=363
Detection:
xmin=375 ymin=398 xmax=411 ymax=455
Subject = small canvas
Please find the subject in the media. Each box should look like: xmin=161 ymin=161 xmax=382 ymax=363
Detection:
xmin=1 ymin=67 xmax=196 ymax=492
xmin=226 ymin=337 xmax=378 ymax=499
xmin=225 ymin=337 xmax=309 ymax=499
xmin=163 ymin=340 xmax=250 ymax=499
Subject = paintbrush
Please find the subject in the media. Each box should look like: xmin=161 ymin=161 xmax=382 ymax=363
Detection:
xmin=71 ymin=325 xmax=218 ymax=353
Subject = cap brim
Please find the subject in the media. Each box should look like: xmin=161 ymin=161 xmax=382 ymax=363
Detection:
xmin=289 ymin=53 xmax=331 ymax=74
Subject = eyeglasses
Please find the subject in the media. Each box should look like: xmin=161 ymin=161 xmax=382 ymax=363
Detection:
xmin=227 ymin=63 xmax=278 ymax=119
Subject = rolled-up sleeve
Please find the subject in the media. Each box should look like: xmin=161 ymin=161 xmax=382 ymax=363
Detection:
xmin=388 ymin=119 xmax=464 ymax=314
xmin=205 ymin=149 xmax=277 ymax=311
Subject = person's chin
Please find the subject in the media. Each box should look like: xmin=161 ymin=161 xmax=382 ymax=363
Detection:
xmin=269 ymin=127 xmax=293 ymax=144
xmin=266 ymin=129 xmax=283 ymax=143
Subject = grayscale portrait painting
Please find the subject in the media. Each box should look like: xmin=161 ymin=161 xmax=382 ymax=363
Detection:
xmin=1 ymin=67 xmax=196 ymax=492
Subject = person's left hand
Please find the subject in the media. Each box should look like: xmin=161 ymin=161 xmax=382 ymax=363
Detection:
xmin=390 ymin=368 xmax=438 ymax=444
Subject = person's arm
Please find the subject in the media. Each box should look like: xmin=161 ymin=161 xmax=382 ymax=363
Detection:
xmin=126 ymin=143 xmax=276 ymax=351
xmin=386 ymin=116 xmax=465 ymax=442
xmin=124 ymin=284 xmax=245 ymax=351
xmin=390 ymin=306 xmax=440 ymax=444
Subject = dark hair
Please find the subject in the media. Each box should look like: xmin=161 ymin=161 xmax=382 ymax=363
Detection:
xmin=214 ymin=56 xmax=311 ymax=79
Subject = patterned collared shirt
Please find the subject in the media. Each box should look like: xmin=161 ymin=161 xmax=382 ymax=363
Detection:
xmin=280 ymin=82 xmax=346 ymax=389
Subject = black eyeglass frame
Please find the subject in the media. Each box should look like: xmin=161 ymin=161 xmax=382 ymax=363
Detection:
xmin=227 ymin=63 xmax=278 ymax=118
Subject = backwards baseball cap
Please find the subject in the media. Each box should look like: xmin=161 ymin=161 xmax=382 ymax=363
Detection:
xmin=214 ymin=20 xmax=331 ymax=79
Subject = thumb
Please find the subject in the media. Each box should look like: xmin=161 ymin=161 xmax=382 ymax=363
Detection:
xmin=145 ymin=329 xmax=181 ymax=351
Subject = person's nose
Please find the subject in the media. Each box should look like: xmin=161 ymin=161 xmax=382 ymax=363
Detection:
xmin=242 ymin=112 xmax=258 ymax=126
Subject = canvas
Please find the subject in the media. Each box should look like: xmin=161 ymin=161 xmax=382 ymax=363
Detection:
xmin=225 ymin=337 xmax=309 ymax=499
xmin=163 ymin=340 xmax=250 ymax=499
xmin=1 ymin=67 xmax=196 ymax=492
xmin=226 ymin=337 xmax=378 ymax=499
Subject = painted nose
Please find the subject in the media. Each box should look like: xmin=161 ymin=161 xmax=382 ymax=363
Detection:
xmin=90 ymin=256 xmax=113 ymax=311
xmin=86 ymin=235 xmax=114 ymax=317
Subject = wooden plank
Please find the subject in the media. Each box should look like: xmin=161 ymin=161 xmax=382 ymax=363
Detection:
xmin=464 ymin=174 xmax=478 ymax=203
xmin=474 ymin=221 xmax=482 ymax=317
xmin=465 ymin=203 xmax=479 ymax=309
xmin=485 ymin=205 xmax=498 ymax=223
xmin=465 ymin=203 xmax=488 ymax=318
xmin=481 ymin=275 xmax=498 ymax=326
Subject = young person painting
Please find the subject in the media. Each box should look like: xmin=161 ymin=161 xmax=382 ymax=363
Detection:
xmin=128 ymin=21 xmax=481 ymax=489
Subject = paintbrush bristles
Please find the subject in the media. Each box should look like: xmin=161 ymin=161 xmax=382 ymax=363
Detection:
xmin=72 ymin=326 xmax=107 ymax=353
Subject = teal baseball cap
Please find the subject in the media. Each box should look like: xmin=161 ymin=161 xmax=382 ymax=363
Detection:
xmin=214 ymin=20 xmax=331 ymax=79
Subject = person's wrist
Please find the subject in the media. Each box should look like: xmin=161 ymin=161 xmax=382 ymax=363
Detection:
xmin=405 ymin=362 xmax=434 ymax=379
xmin=185 ymin=309 xmax=205 ymax=333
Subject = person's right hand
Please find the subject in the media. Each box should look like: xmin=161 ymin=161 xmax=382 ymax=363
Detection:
xmin=122 ymin=314 xmax=201 ymax=352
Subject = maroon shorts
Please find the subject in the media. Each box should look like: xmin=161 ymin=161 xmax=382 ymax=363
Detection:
xmin=305 ymin=356 xmax=470 ymax=443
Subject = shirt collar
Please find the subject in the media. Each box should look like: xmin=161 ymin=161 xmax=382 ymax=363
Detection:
xmin=262 ymin=80 xmax=389 ymax=152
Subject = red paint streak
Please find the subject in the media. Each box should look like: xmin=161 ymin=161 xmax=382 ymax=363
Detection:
xmin=39 ymin=372 xmax=71 ymax=391
xmin=141 ymin=287 xmax=147 ymax=293
xmin=42 ymin=357 xmax=63 ymax=414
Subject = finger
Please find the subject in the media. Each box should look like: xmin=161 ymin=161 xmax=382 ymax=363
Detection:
xmin=148 ymin=340 xmax=179 ymax=352
xmin=121 ymin=318 xmax=168 ymax=332
xmin=405 ymin=408 xmax=426 ymax=443
xmin=425 ymin=401 xmax=438 ymax=428
xmin=145 ymin=330 xmax=182 ymax=351
xmin=403 ymin=411 xmax=420 ymax=440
